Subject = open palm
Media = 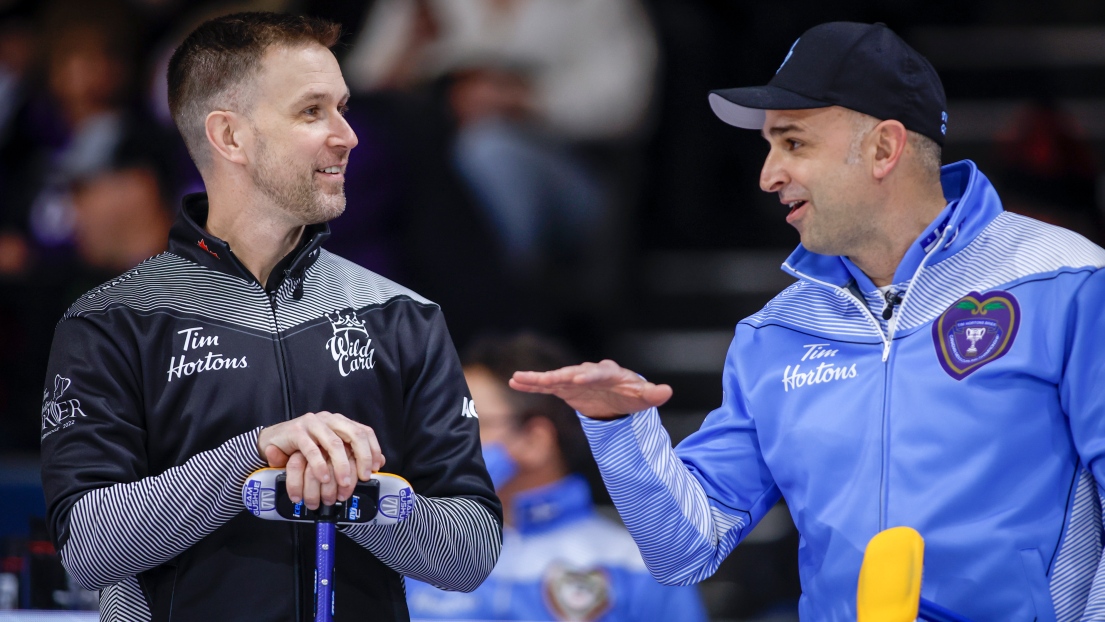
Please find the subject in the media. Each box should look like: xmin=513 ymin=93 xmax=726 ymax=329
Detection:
xmin=509 ymin=359 xmax=673 ymax=419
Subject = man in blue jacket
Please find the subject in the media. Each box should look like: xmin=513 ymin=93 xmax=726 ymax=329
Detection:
xmin=512 ymin=21 xmax=1105 ymax=620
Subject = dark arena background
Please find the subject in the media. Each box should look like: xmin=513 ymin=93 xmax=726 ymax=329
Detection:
xmin=2 ymin=0 xmax=1104 ymax=619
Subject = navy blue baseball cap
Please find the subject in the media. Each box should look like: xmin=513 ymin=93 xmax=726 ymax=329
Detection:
xmin=709 ymin=22 xmax=948 ymax=146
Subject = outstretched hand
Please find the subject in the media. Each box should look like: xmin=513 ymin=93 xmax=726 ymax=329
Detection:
xmin=509 ymin=359 xmax=672 ymax=420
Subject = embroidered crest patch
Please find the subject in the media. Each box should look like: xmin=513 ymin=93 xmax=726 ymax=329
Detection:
xmin=932 ymin=290 xmax=1020 ymax=380
xmin=542 ymin=563 xmax=611 ymax=621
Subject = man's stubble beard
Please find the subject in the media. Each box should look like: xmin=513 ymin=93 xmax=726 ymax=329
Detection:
xmin=249 ymin=135 xmax=346 ymax=225
xmin=800 ymin=161 xmax=878 ymax=257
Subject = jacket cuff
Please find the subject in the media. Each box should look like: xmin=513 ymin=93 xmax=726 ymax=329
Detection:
xmin=577 ymin=407 xmax=656 ymax=441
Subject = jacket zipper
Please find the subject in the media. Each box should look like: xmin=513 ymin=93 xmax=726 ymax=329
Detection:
xmin=786 ymin=230 xmax=947 ymax=531
xmin=267 ymin=288 xmax=303 ymax=622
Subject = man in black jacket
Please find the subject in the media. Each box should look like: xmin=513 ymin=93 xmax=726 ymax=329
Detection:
xmin=39 ymin=12 xmax=501 ymax=621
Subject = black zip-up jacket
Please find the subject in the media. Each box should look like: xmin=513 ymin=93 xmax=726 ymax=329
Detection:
xmin=39 ymin=195 xmax=502 ymax=621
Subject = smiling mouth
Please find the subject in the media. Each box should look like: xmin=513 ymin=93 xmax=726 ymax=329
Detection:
xmin=316 ymin=166 xmax=344 ymax=176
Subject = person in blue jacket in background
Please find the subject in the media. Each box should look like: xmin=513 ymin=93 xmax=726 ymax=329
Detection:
xmin=407 ymin=333 xmax=706 ymax=621
xmin=512 ymin=21 xmax=1105 ymax=621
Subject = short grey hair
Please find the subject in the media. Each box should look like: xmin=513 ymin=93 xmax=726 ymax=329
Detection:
xmin=846 ymin=110 xmax=942 ymax=181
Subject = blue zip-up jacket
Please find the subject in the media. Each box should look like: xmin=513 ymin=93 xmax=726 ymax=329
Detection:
xmin=580 ymin=160 xmax=1105 ymax=621
xmin=406 ymin=475 xmax=706 ymax=621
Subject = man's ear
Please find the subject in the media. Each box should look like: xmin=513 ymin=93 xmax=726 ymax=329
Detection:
xmin=871 ymin=119 xmax=907 ymax=180
xmin=205 ymin=110 xmax=251 ymax=166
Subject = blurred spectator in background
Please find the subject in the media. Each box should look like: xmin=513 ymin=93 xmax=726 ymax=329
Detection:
xmin=0 ymin=0 xmax=178 ymax=272
xmin=0 ymin=6 xmax=37 ymax=277
xmin=0 ymin=0 xmax=180 ymax=453
xmin=407 ymin=332 xmax=706 ymax=621
xmin=995 ymin=100 xmax=1103 ymax=242
xmin=67 ymin=133 xmax=174 ymax=277
xmin=346 ymin=0 xmax=658 ymax=320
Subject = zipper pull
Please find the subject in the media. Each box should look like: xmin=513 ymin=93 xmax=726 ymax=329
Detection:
xmin=881 ymin=289 xmax=903 ymax=320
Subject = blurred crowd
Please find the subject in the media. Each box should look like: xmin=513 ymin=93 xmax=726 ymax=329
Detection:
xmin=0 ymin=0 xmax=662 ymax=453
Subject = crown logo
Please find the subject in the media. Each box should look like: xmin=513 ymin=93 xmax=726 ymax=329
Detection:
xmin=326 ymin=309 xmax=367 ymax=335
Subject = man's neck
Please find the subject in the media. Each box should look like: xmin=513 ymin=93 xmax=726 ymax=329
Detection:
xmin=850 ymin=188 xmax=947 ymax=287
xmin=204 ymin=189 xmax=305 ymax=287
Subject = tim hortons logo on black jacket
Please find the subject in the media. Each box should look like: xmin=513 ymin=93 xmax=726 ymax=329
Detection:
xmin=325 ymin=309 xmax=375 ymax=377
xmin=41 ymin=375 xmax=86 ymax=439
xmin=166 ymin=326 xmax=248 ymax=382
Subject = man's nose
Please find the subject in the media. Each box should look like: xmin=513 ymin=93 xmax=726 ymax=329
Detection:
xmin=330 ymin=114 xmax=359 ymax=151
xmin=760 ymin=149 xmax=787 ymax=193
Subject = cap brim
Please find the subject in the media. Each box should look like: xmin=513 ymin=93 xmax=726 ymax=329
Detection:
xmin=708 ymin=86 xmax=831 ymax=129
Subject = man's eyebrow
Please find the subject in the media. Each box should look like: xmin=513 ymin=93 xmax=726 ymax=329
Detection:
xmin=762 ymin=124 xmax=803 ymax=139
xmin=291 ymin=89 xmax=351 ymax=106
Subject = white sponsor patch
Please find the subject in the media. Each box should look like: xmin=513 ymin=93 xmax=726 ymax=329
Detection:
xmin=324 ymin=309 xmax=375 ymax=377
xmin=166 ymin=327 xmax=247 ymax=382
xmin=782 ymin=343 xmax=857 ymax=392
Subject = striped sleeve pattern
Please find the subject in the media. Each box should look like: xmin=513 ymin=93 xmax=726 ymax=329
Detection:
xmin=1078 ymin=479 xmax=1105 ymax=622
xmin=99 ymin=576 xmax=151 ymax=622
xmin=340 ymin=495 xmax=501 ymax=592
xmin=1049 ymin=468 xmax=1102 ymax=622
xmin=60 ymin=429 xmax=267 ymax=590
xmin=579 ymin=408 xmax=740 ymax=585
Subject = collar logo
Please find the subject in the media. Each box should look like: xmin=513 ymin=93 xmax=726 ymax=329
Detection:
xmin=933 ymin=290 xmax=1020 ymax=380
xmin=197 ymin=239 xmax=219 ymax=259
xmin=325 ymin=309 xmax=375 ymax=376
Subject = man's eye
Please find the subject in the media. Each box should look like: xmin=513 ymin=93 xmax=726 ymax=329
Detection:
xmin=339 ymin=105 xmax=349 ymax=117
xmin=304 ymin=106 xmax=319 ymax=116
xmin=787 ymin=139 xmax=801 ymax=150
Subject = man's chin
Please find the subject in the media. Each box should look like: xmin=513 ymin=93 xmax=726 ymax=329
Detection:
xmin=307 ymin=192 xmax=346 ymax=224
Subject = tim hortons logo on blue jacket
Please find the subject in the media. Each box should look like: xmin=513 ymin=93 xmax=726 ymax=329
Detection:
xmin=932 ymin=290 xmax=1020 ymax=380
xmin=41 ymin=375 xmax=86 ymax=439
xmin=325 ymin=309 xmax=375 ymax=377
xmin=166 ymin=326 xmax=248 ymax=382
xmin=781 ymin=343 xmax=858 ymax=392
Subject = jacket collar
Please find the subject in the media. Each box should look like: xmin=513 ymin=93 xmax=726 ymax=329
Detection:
xmin=781 ymin=160 xmax=1003 ymax=289
xmin=511 ymin=474 xmax=594 ymax=535
xmin=168 ymin=193 xmax=331 ymax=291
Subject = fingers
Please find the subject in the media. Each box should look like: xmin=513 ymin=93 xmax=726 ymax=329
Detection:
xmin=641 ymin=383 xmax=674 ymax=407
xmin=510 ymin=364 xmax=590 ymax=390
xmin=303 ymin=413 xmax=352 ymax=491
xmin=285 ymin=452 xmax=308 ymax=504
xmin=258 ymin=411 xmax=386 ymax=506
xmin=512 ymin=360 xmax=631 ymax=388
xmin=303 ymin=462 xmax=322 ymax=510
xmin=263 ymin=444 xmax=290 ymax=468
xmin=257 ymin=412 xmax=386 ymax=497
xmin=286 ymin=451 xmax=342 ymax=509
xmin=326 ymin=416 xmax=385 ymax=482
xmin=511 ymin=360 xmax=672 ymax=420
